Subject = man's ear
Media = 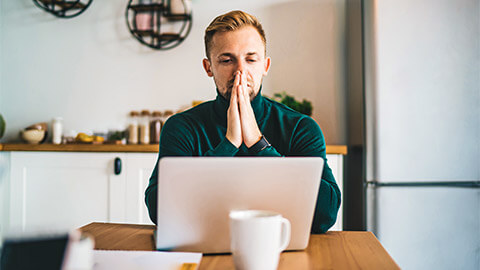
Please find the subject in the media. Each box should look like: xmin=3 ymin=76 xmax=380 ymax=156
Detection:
xmin=263 ymin=57 xmax=271 ymax=76
xmin=202 ymin=58 xmax=214 ymax=77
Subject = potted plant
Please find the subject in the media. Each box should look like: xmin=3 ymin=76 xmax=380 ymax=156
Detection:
xmin=0 ymin=113 xmax=5 ymax=140
xmin=272 ymin=92 xmax=313 ymax=116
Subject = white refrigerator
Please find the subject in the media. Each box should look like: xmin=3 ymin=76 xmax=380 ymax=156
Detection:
xmin=363 ymin=0 xmax=480 ymax=269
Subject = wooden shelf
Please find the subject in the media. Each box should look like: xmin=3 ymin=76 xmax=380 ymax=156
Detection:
xmin=133 ymin=31 xmax=181 ymax=41
xmin=128 ymin=3 xmax=164 ymax=13
xmin=0 ymin=143 xmax=159 ymax=153
xmin=0 ymin=143 xmax=348 ymax=155
xmin=164 ymin=14 xmax=191 ymax=21
xmin=38 ymin=0 xmax=86 ymax=9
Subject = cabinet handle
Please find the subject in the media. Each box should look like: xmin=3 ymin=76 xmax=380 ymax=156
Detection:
xmin=114 ymin=157 xmax=122 ymax=175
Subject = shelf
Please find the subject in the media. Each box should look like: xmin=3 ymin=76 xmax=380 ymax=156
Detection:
xmin=0 ymin=143 xmax=159 ymax=153
xmin=0 ymin=143 xmax=348 ymax=155
xmin=37 ymin=0 xmax=86 ymax=9
xmin=164 ymin=14 xmax=192 ymax=21
xmin=133 ymin=31 xmax=181 ymax=41
xmin=126 ymin=0 xmax=192 ymax=50
xmin=128 ymin=3 xmax=164 ymax=13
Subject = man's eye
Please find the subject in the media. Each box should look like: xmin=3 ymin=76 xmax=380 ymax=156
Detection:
xmin=220 ymin=59 xmax=232 ymax=63
xmin=247 ymin=59 xmax=257 ymax=62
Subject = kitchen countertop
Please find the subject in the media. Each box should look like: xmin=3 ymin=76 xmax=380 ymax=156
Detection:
xmin=0 ymin=143 xmax=348 ymax=155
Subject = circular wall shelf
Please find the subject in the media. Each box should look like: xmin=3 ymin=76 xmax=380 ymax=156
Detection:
xmin=32 ymin=0 xmax=93 ymax=18
xmin=125 ymin=0 xmax=192 ymax=50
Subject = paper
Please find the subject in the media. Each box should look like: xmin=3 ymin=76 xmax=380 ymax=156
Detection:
xmin=93 ymin=250 xmax=202 ymax=270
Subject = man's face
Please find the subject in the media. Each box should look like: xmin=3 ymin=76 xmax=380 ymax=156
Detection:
xmin=203 ymin=26 xmax=271 ymax=100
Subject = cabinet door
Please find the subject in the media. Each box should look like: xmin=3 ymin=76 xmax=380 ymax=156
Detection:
xmin=326 ymin=154 xmax=344 ymax=231
xmin=125 ymin=153 xmax=157 ymax=224
xmin=8 ymin=152 xmax=126 ymax=231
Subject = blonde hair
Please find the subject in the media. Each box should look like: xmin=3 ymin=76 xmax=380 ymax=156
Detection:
xmin=204 ymin=10 xmax=266 ymax=59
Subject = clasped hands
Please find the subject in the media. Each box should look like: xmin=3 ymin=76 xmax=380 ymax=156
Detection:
xmin=225 ymin=71 xmax=263 ymax=148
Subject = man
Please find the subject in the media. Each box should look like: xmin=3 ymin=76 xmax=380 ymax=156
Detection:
xmin=145 ymin=10 xmax=340 ymax=233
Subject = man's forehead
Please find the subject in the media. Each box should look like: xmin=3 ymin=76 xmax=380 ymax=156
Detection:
xmin=210 ymin=26 xmax=265 ymax=57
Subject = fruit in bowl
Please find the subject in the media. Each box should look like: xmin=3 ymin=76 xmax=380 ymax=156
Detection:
xmin=21 ymin=129 xmax=46 ymax=144
xmin=26 ymin=122 xmax=48 ymax=131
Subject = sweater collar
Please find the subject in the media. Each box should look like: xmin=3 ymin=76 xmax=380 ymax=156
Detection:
xmin=213 ymin=87 xmax=266 ymax=124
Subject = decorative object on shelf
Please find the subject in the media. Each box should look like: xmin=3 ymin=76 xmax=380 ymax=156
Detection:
xmin=139 ymin=110 xmax=151 ymax=144
xmin=107 ymin=130 xmax=127 ymax=145
xmin=19 ymin=122 xmax=49 ymax=144
xmin=273 ymin=92 xmax=313 ymax=116
xmin=127 ymin=111 xmax=140 ymax=145
xmin=150 ymin=111 xmax=163 ymax=145
xmin=21 ymin=129 xmax=46 ymax=144
xmin=125 ymin=0 xmax=192 ymax=50
xmin=75 ymin=132 xmax=105 ymax=144
xmin=32 ymin=0 xmax=93 ymax=18
xmin=52 ymin=117 xmax=63 ymax=145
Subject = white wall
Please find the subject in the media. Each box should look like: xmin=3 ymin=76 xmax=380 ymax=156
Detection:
xmin=0 ymin=0 xmax=347 ymax=144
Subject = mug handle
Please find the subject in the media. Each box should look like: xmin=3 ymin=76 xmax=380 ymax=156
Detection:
xmin=278 ymin=217 xmax=291 ymax=252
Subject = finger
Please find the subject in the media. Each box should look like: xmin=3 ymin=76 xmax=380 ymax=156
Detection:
xmin=234 ymin=71 xmax=240 ymax=87
xmin=241 ymin=72 xmax=251 ymax=101
xmin=230 ymin=72 xmax=239 ymax=103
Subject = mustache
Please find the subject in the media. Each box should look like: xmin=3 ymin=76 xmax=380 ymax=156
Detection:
xmin=226 ymin=76 xmax=253 ymax=90
xmin=227 ymin=78 xmax=235 ymax=90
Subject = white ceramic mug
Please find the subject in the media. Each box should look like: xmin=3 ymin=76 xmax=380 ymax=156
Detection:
xmin=229 ymin=210 xmax=291 ymax=270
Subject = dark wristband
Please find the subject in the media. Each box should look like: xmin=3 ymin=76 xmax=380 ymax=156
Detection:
xmin=249 ymin=135 xmax=271 ymax=153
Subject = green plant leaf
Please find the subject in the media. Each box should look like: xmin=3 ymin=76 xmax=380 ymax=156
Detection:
xmin=0 ymin=114 xmax=5 ymax=139
xmin=272 ymin=92 xmax=312 ymax=116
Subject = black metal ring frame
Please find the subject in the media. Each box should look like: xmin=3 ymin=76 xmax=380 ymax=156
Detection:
xmin=33 ymin=0 xmax=93 ymax=19
xmin=125 ymin=0 xmax=192 ymax=50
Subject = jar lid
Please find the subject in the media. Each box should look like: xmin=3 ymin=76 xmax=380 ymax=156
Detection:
xmin=140 ymin=110 xmax=150 ymax=116
xmin=152 ymin=111 xmax=163 ymax=117
xmin=130 ymin=111 xmax=140 ymax=116
xmin=164 ymin=110 xmax=174 ymax=116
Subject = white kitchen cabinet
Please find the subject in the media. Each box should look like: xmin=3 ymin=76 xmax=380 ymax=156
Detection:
xmin=124 ymin=153 xmax=157 ymax=225
xmin=326 ymin=154 xmax=344 ymax=231
xmin=2 ymin=152 xmax=130 ymax=232
xmin=0 ymin=151 xmax=343 ymax=233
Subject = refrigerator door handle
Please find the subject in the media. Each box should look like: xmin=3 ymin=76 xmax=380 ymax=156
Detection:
xmin=366 ymin=181 xmax=480 ymax=188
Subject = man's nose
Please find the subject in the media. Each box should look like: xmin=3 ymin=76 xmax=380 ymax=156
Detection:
xmin=235 ymin=60 xmax=246 ymax=73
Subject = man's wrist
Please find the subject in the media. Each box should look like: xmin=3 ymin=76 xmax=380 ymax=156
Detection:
xmin=248 ymin=135 xmax=271 ymax=153
xmin=245 ymin=134 xmax=262 ymax=148
xmin=226 ymin=134 xmax=241 ymax=148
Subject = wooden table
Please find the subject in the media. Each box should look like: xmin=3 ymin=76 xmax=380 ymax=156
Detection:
xmin=80 ymin=222 xmax=399 ymax=270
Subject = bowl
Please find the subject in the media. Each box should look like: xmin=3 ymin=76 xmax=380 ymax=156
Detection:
xmin=21 ymin=129 xmax=46 ymax=144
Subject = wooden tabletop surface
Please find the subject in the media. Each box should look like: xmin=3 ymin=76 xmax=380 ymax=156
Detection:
xmin=80 ymin=222 xmax=399 ymax=270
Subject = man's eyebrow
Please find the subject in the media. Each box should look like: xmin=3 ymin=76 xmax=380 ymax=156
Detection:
xmin=217 ymin=53 xmax=234 ymax=58
xmin=216 ymin=52 xmax=259 ymax=58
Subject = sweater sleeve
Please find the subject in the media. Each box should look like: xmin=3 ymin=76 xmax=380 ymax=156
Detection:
xmin=290 ymin=117 xmax=342 ymax=233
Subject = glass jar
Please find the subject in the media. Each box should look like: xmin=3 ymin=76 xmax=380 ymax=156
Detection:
xmin=128 ymin=111 xmax=140 ymax=144
xmin=52 ymin=117 xmax=63 ymax=144
xmin=163 ymin=110 xmax=174 ymax=123
xmin=139 ymin=110 xmax=150 ymax=144
xmin=150 ymin=111 xmax=163 ymax=145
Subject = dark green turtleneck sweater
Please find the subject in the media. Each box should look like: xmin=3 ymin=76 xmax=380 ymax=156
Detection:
xmin=145 ymin=92 xmax=341 ymax=233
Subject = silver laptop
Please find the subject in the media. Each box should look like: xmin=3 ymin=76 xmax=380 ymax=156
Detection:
xmin=156 ymin=157 xmax=323 ymax=253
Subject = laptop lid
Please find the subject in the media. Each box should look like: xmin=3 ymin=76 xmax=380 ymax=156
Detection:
xmin=156 ymin=157 xmax=323 ymax=253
